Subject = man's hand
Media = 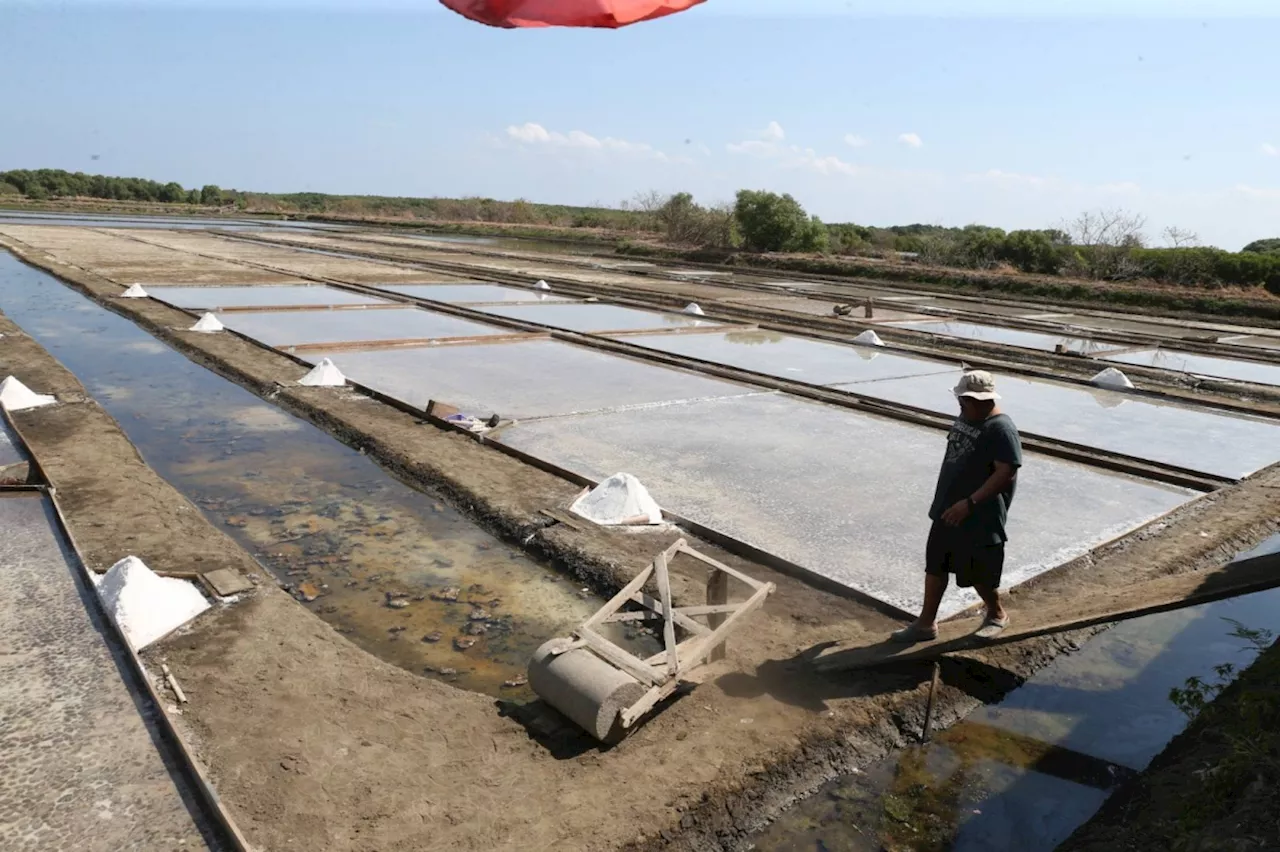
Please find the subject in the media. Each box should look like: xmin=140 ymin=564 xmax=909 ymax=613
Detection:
xmin=941 ymin=499 xmax=972 ymax=527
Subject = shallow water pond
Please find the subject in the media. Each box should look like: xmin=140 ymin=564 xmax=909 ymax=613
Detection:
xmin=0 ymin=251 xmax=653 ymax=696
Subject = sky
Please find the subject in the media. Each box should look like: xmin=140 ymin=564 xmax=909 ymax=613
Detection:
xmin=1 ymin=1 xmax=1278 ymax=249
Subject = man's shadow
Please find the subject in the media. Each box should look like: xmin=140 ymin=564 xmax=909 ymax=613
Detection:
xmin=714 ymin=642 xmax=1026 ymax=715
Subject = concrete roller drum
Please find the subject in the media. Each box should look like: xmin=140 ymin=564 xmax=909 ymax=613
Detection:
xmin=529 ymin=639 xmax=647 ymax=742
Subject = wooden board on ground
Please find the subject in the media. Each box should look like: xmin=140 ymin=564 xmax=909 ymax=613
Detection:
xmin=200 ymin=568 xmax=255 ymax=598
xmin=538 ymin=508 xmax=586 ymax=532
xmin=814 ymin=545 xmax=1280 ymax=673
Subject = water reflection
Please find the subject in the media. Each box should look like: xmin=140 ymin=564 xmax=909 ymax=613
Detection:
xmin=751 ymin=567 xmax=1280 ymax=852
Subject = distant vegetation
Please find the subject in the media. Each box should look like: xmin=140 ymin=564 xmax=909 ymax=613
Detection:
xmin=3 ymin=167 xmax=1279 ymax=297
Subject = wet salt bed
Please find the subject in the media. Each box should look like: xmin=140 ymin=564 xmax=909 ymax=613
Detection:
xmin=887 ymin=319 xmax=1126 ymax=355
xmin=622 ymin=329 xmax=957 ymax=386
xmin=0 ymin=253 xmax=646 ymax=697
xmin=310 ymin=340 xmax=764 ymax=419
xmin=147 ymin=284 xmax=388 ymax=309
xmin=1223 ymin=335 xmax=1280 ymax=351
xmin=0 ymin=418 xmax=25 ymax=467
xmin=1102 ymin=348 xmax=1280 ymax=388
xmin=374 ymin=283 xmax=577 ymax=304
xmin=751 ymin=545 xmax=1280 ymax=852
xmin=474 ymin=302 xmax=726 ymax=333
xmin=837 ymin=370 xmax=1280 ymax=480
xmin=496 ymin=393 xmax=1194 ymax=617
xmin=218 ymin=307 xmax=516 ymax=348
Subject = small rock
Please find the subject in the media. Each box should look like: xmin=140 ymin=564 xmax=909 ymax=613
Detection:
xmin=422 ymin=631 xmax=444 ymax=644
xmin=224 ymin=516 xmax=248 ymax=528
xmin=431 ymin=587 xmax=461 ymax=603
xmin=453 ymin=637 xmax=478 ymax=651
xmin=465 ymin=622 xmax=488 ymax=636
xmin=388 ymin=626 xmax=406 ymax=634
xmin=502 ymin=674 xmax=528 ymax=689
xmin=387 ymin=599 xmax=410 ymax=609
xmin=439 ymin=667 xmax=458 ymax=676
xmin=296 ymin=582 xmax=321 ymax=602
xmin=468 ymin=608 xmax=489 ymax=622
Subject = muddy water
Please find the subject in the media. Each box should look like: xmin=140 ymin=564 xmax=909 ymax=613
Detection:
xmin=750 ymin=542 xmax=1280 ymax=852
xmin=0 ymin=252 xmax=652 ymax=696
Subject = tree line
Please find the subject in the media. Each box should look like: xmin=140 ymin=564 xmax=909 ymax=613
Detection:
xmin=2 ymin=167 xmax=1278 ymax=295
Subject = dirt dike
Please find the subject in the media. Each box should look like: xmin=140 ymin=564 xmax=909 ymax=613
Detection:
xmin=3 ymin=230 xmax=1280 ymax=850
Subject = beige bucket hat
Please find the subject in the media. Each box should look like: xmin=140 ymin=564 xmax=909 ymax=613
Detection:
xmin=953 ymin=370 xmax=1001 ymax=401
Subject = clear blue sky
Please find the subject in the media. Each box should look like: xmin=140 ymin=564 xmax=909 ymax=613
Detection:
xmin=2 ymin=1 xmax=1278 ymax=249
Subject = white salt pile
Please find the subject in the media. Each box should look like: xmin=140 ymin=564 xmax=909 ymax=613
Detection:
xmin=535 ymin=280 xmax=552 ymax=291
xmin=1091 ymin=367 xmax=1135 ymax=390
xmin=189 ymin=313 xmax=224 ymax=333
xmin=853 ymin=330 xmax=886 ymax=347
xmin=683 ymin=303 xmax=706 ymax=316
xmin=120 ymin=283 xmax=149 ymax=299
xmin=571 ymin=473 xmax=663 ymax=526
xmin=96 ymin=556 xmax=211 ymax=651
xmin=0 ymin=376 xmax=57 ymax=411
xmin=299 ymin=358 xmax=347 ymax=387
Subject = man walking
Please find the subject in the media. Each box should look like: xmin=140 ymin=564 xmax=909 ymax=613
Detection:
xmin=893 ymin=371 xmax=1022 ymax=643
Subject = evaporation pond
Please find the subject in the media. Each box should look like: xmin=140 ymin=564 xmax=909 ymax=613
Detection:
xmin=477 ymin=302 xmax=725 ymax=333
xmin=374 ymin=283 xmax=576 ymax=304
xmin=219 ymin=307 xmax=512 ymax=347
xmin=843 ymin=371 xmax=1280 ymax=480
xmin=497 ymin=393 xmax=1194 ymax=616
xmin=1103 ymin=349 xmax=1280 ymax=388
xmin=311 ymin=340 xmax=761 ymax=419
xmin=889 ymin=320 xmax=1125 ymax=355
xmin=148 ymin=284 xmax=388 ymax=309
xmin=625 ymin=330 xmax=957 ymax=385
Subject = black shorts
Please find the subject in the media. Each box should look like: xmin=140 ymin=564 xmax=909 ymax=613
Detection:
xmin=925 ymin=522 xmax=1005 ymax=589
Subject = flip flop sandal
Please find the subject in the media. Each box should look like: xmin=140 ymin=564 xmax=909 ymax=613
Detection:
xmin=890 ymin=623 xmax=939 ymax=643
xmin=973 ymin=615 xmax=1009 ymax=641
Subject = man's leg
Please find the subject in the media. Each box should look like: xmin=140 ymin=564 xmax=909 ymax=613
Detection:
xmin=973 ymin=584 xmax=1007 ymax=623
xmin=972 ymin=545 xmax=1008 ymax=639
xmin=892 ymin=525 xmax=950 ymax=642
xmin=917 ymin=573 xmax=949 ymax=629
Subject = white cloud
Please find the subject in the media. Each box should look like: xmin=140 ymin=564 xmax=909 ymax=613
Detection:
xmin=726 ymin=139 xmax=776 ymax=156
xmin=843 ymin=134 xmax=869 ymax=148
xmin=1235 ymin=184 xmax=1280 ymax=199
xmin=898 ymin=132 xmax=924 ymax=149
xmin=504 ymin=122 xmax=678 ymax=162
xmin=726 ymin=127 xmax=860 ymax=178
xmin=1262 ymin=143 xmax=1279 ymax=157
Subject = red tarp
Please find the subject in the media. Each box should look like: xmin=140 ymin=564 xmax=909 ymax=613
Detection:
xmin=439 ymin=0 xmax=704 ymax=29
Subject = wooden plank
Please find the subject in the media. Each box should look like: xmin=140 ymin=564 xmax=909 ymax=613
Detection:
xmin=655 ymin=551 xmax=680 ymax=677
xmin=680 ymin=584 xmax=774 ymax=672
xmin=603 ymin=603 xmax=737 ymax=624
xmin=619 ymin=680 xmax=682 ymax=729
xmin=675 ymin=542 xmax=767 ymax=590
xmin=813 ymin=553 xmax=1280 ymax=673
xmin=576 ymin=627 xmax=664 ymax=686
xmin=582 ymin=564 xmax=654 ymax=631
xmin=629 ymin=593 xmax=712 ymax=635
xmin=538 ymin=508 xmax=586 ymax=532
xmin=706 ymin=568 xmax=730 ymax=663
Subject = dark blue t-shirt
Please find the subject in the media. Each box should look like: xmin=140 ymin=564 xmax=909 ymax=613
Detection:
xmin=929 ymin=413 xmax=1022 ymax=545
